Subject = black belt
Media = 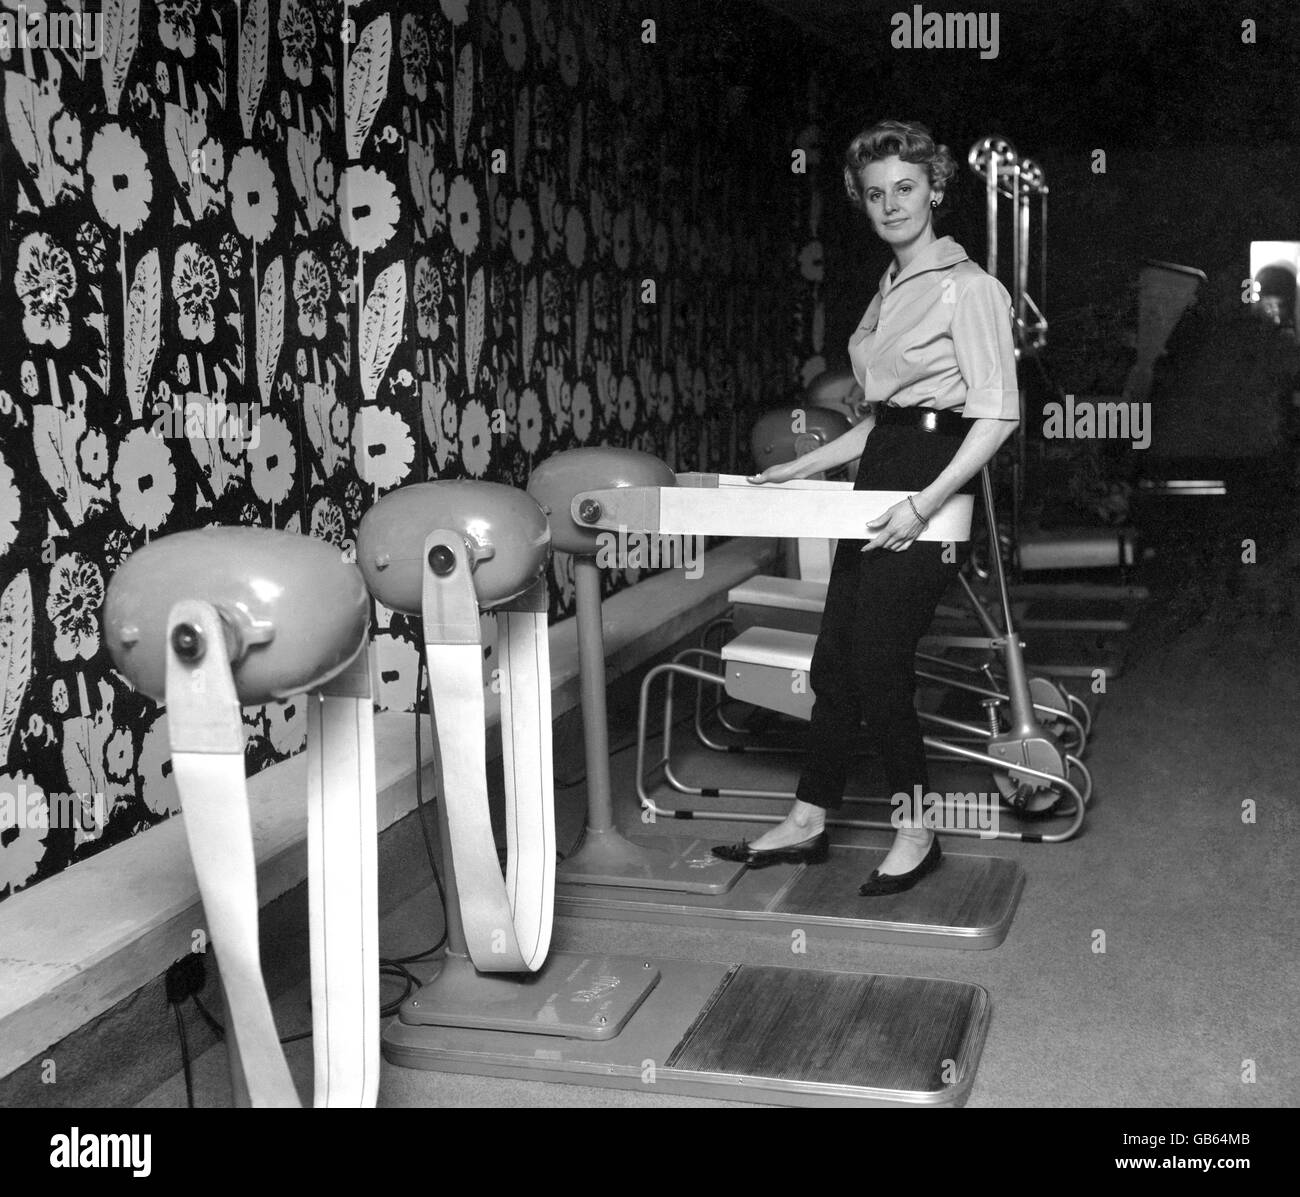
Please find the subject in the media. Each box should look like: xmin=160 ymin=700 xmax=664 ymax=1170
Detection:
xmin=875 ymin=404 xmax=966 ymax=436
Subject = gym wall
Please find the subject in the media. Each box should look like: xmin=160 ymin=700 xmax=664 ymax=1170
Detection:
xmin=0 ymin=0 xmax=826 ymax=904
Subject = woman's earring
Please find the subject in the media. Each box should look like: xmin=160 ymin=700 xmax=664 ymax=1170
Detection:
xmin=931 ymin=199 xmax=938 ymax=208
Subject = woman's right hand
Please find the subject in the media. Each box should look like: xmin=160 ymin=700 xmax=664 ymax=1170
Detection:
xmin=747 ymin=459 xmax=811 ymax=485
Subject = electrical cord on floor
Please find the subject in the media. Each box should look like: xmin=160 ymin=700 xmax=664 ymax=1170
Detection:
xmin=171 ymin=1002 xmax=195 ymax=1109
xmin=380 ymin=657 xmax=448 ymax=969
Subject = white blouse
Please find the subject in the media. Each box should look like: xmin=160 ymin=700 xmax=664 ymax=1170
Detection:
xmin=848 ymin=236 xmax=1021 ymax=421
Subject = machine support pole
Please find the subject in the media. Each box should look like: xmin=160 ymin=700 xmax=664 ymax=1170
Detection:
xmin=575 ymin=557 xmax=616 ymax=834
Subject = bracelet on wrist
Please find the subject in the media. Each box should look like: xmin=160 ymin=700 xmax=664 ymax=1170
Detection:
xmin=907 ymin=496 xmax=929 ymax=527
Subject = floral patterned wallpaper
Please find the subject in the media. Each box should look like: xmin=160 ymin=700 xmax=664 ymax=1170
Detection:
xmin=0 ymin=0 xmax=822 ymax=902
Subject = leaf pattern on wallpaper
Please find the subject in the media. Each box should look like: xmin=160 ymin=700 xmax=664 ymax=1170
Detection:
xmin=61 ymin=679 xmax=126 ymax=847
xmin=304 ymin=362 xmax=343 ymax=475
xmin=407 ymin=140 xmax=437 ymax=239
xmin=568 ymin=104 xmax=583 ymax=197
xmin=575 ymin=279 xmax=589 ymax=364
xmin=0 ymin=571 xmax=33 ymax=765
xmin=165 ymin=101 xmax=222 ymax=222
xmin=192 ymin=367 xmax=241 ymax=497
xmin=521 ymin=275 xmax=538 ymax=380
xmin=123 ymin=249 xmax=161 ymax=420
xmin=256 ymin=255 xmax=285 ymax=406
xmin=660 ymin=280 xmax=672 ymax=362
xmin=621 ymin=280 xmax=635 ymax=366
xmin=238 ymin=0 xmax=270 ymax=142
xmin=513 ymin=90 xmax=529 ymax=188
xmin=465 ymin=266 xmax=485 ymax=384
xmin=345 ymin=15 xmax=392 ymax=161
xmin=5 ymin=64 xmax=73 ymax=207
xmin=101 ymin=0 xmax=141 ymax=118
xmin=33 ymin=406 xmax=106 ymax=526
xmin=359 ymin=262 xmax=406 ymax=402
xmin=454 ymin=42 xmax=473 ymax=168
xmin=287 ymin=126 xmax=328 ymax=232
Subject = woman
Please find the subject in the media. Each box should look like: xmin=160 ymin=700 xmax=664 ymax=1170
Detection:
xmin=714 ymin=120 xmax=1020 ymax=894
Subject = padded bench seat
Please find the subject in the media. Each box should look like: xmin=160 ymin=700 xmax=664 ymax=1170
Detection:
xmin=727 ymin=576 xmax=829 ymax=611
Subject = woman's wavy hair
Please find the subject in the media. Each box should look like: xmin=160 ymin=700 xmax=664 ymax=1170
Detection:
xmin=843 ymin=120 xmax=957 ymax=213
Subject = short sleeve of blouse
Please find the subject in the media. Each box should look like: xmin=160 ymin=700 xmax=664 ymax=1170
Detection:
xmin=952 ymin=275 xmax=1021 ymax=420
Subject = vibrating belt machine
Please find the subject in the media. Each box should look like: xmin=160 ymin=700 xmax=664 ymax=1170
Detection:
xmin=100 ymin=493 xmax=994 ymax=1106
xmin=528 ymin=450 xmax=1026 ymax=952
xmin=105 ymin=530 xmax=380 ymax=1108
xmin=360 ymin=477 xmax=992 ymax=1106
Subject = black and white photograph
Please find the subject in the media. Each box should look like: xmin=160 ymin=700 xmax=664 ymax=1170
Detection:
xmin=0 ymin=0 xmax=1294 ymax=1155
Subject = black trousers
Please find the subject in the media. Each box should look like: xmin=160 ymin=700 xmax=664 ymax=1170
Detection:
xmin=796 ymin=423 xmax=970 ymax=812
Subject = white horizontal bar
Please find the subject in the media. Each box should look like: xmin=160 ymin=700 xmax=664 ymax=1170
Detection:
xmin=580 ymin=477 xmax=973 ymax=543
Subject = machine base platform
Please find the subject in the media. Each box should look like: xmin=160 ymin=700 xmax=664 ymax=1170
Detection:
xmin=557 ymin=843 xmax=1024 ymax=949
xmin=556 ymin=832 xmax=748 ymax=894
xmin=401 ymin=952 xmax=660 ymax=1039
xmin=383 ymin=957 xmax=991 ymax=1107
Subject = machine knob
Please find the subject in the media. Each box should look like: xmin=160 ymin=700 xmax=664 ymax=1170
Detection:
xmin=170 ymin=623 xmax=206 ymax=663
xmin=427 ymin=543 xmax=457 ymax=576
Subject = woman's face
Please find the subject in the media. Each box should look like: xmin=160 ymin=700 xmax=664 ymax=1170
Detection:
xmin=858 ymin=156 xmax=939 ymax=250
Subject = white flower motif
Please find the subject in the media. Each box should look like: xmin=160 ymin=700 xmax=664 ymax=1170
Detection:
xmin=113 ymin=428 xmax=176 ymax=532
xmin=267 ymin=696 xmax=307 ymax=753
xmin=86 ymin=124 xmax=153 ymax=235
xmin=46 ymin=552 xmax=104 ymax=662
xmin=459 ymin=399 xmax=492 ymax=476
xmin=571 ymin=381 xmax=594 ymax=442
xmin=0 ymin=771 xmax=47 ymax=896
xmin=517 ymin=387 xmax=543 ymax=454
xmin=15 ymin=232 xmax=75 ymax=349
xmin=618 ymin=374 xmax=637 ymax=431
xmin=0 ymin=450 xmax=20 ymax=557
xmin=293 ymin=250 xmax=331 ymax=339
xmin=278 ymin=0 xmax=317 ymax=86
xmin=136 ymin=716 xmax=180 ymax=818
xmin=172 ymin=242 xmax=220 ymax=343
xmin=352 ymin=407 xmax=415 ymax=491
xmin=248 ymin=415 xmax=296 ymax=506
xmin=228 ymin=148 xmax=280 ymax=246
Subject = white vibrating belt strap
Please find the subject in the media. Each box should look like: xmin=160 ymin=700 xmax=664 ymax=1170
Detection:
xmin=166 ymin=600 xmax=379 ymax=1109
xmin=575 ymin=473 xmax=974 ymax=543
xmin=422 ymin=531 xmax=555 ymax=973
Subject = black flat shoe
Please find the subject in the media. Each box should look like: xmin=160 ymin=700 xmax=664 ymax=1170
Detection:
xmin=858 ymin=836 xmax=942 ymax=896
xmin=712 ymin=830 xmax=829 ymax=868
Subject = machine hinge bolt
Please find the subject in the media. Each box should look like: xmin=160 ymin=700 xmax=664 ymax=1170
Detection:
xmin=428 ymin=544 xmax=457 ymax=576
xmin=171 ymin=623 xmax=205 ymax=663
xmin=577 ymin=498 xmax=603 ymax=524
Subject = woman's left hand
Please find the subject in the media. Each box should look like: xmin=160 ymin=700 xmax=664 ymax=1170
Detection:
xmin=861 ymin=499 xmax=927 ymax=553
